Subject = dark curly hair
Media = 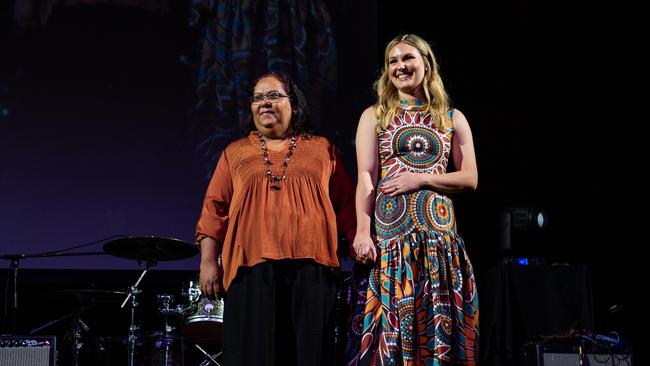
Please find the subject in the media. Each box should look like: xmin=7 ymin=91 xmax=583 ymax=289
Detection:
xmin=245 ymin=72 xmax=314 ymax=138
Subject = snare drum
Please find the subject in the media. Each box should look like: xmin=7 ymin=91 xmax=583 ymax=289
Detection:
xmin=182 ymin=280 xmax=224 ymax=344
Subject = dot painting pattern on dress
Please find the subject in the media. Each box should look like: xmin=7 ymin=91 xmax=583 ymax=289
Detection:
xmin=346 ymin=101 xmax=479 ymax=366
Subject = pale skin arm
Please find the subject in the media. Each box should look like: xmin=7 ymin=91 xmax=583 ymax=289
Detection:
xmin=380 ymin=108 xmax=478 ymax=197
xmin=353 ymin=107 xmax=379 ymax=264
xmin=199 ymin=236 xmax=224 ymax=298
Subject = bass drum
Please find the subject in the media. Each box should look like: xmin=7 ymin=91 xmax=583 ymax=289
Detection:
xmin=182 ymin=279 xmax=224 ymax=344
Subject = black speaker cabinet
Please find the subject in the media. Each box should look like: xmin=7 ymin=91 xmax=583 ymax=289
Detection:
xmin=0 ymin=335 xmax=56 ymax=366
xmin=522 ymin=343 xmax=632 ymax=366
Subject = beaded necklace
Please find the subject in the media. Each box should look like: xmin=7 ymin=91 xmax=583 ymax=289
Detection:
xmin=258 ymin=132 xmax=297 ymax=190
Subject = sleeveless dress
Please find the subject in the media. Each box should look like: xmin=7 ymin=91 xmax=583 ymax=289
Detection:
xmin=348 ymin=100 xmax=479 ymax=366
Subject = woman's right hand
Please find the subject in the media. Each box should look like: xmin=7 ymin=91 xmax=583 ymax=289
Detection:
xmin=199 ymin=259 xmax=224 ymax=299
xmin=353 ymin=234 xmax=377 ymax=265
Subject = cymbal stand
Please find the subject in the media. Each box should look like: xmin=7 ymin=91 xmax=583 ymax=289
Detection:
xmin=157 ymin=294 xmax=180 ymax=366
xmin=121 ymin=260 xmax=155 ymax=366
xmin=70 ymin=306 xmax=88 ymax=366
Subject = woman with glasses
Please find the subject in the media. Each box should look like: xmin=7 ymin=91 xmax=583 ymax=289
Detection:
xmin=195 ymin=71 xmax=356 ymax=366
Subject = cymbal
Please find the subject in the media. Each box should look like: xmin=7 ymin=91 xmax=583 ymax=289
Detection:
xmin=103 ymin=236 xmax=198 ymax=262
xmin=51 ymin=289 xmax=128 ymax=304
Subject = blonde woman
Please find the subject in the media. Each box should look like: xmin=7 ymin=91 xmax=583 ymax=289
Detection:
xmin=349 ymin=34 xmax=479 ymax=365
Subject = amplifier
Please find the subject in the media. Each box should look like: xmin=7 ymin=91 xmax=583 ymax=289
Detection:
xmin=522 ymin=342 xmax=633 ymax=366
xmin=0 ymin=335 xmax=56 ymax=366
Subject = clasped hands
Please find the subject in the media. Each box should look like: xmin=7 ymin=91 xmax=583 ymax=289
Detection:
xmin=353 ymin=235 xmax=377 ymax=265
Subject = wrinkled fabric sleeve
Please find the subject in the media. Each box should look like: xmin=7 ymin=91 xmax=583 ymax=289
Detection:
xmin=328 ymin=144 xmax=357 ymax=257
xmin=195 ymin=152 xmax=233 ymax=247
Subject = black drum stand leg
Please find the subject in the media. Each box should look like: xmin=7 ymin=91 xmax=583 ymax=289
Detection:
xmin=157 ymin=294 xmax=175 ymax=366
xmin=194 ymin=344 xmax=221 ymax=366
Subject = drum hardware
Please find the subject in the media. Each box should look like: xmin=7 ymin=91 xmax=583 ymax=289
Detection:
xmin=156 ymin=293 xmax=185 ymax=366
xmin=1 ymin=236 xmax=199 ymax=365
xmin=194 ymin=344 xmax=222 ymax=366
xmin=27 ymin=287 xmax=127 ymax=366
xmin=90 ymin=331 xmax=184 ymax=365
xmin=102 ymin=236 xmax=198 ymax=366
xmin=69 ymin=307 xmax=87 ymax=366
xmin=26 ymin=305 xmax=91 ymax=366
xmin=121 ymin=263 xmax=149 ymax=366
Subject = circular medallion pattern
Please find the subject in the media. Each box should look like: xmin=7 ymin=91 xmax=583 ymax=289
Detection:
xmin=393 ymin=126 xmax=443 ymax=169
xmin=412 ymin=191 xmax=455 ymax=232
xmin=375 ymin=191 xmax=412 ymax=239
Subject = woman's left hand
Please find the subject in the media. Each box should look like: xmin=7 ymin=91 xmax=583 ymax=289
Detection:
xmin=380 ymin=172 xmax=425 ymax=197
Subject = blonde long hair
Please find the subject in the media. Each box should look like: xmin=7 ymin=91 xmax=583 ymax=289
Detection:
xmin=374 ymin=34 xmax=451 ymax=131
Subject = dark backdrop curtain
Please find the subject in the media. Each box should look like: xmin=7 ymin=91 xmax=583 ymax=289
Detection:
xmin=13 ymin=0 xmax=169 ymax=28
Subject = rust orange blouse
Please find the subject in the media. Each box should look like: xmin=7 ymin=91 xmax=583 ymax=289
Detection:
xmin=196 ymin=132 xmax=356 ymax=291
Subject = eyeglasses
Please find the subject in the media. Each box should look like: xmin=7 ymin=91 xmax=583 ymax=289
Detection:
xmin=251 ymin=91 xmax=290 ymax=104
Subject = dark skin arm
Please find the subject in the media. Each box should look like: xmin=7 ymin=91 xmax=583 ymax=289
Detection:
xmin=199 ymin=236 xmax=224 ymax=298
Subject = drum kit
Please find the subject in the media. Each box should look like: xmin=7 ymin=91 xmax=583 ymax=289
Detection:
xmin=29 ymin=236 xmax=223 ymax=366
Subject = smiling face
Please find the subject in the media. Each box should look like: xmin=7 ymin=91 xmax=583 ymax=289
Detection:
xmin=387 ymin=42 xmax=428 ymax=99
xmin=251 ymin=76 xmax=292 ymax=139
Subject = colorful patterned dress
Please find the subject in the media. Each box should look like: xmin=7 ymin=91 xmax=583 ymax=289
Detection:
xmin=348 ymin=100 xmax=479 ymax=366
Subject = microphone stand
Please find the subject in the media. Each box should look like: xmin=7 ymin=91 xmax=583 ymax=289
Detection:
xmin=0 ymin=251 xmax=106 ymax=334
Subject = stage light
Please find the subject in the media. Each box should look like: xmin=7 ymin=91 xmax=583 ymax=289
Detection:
xmin=499 ymin=206 xmax=549 ymax=261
